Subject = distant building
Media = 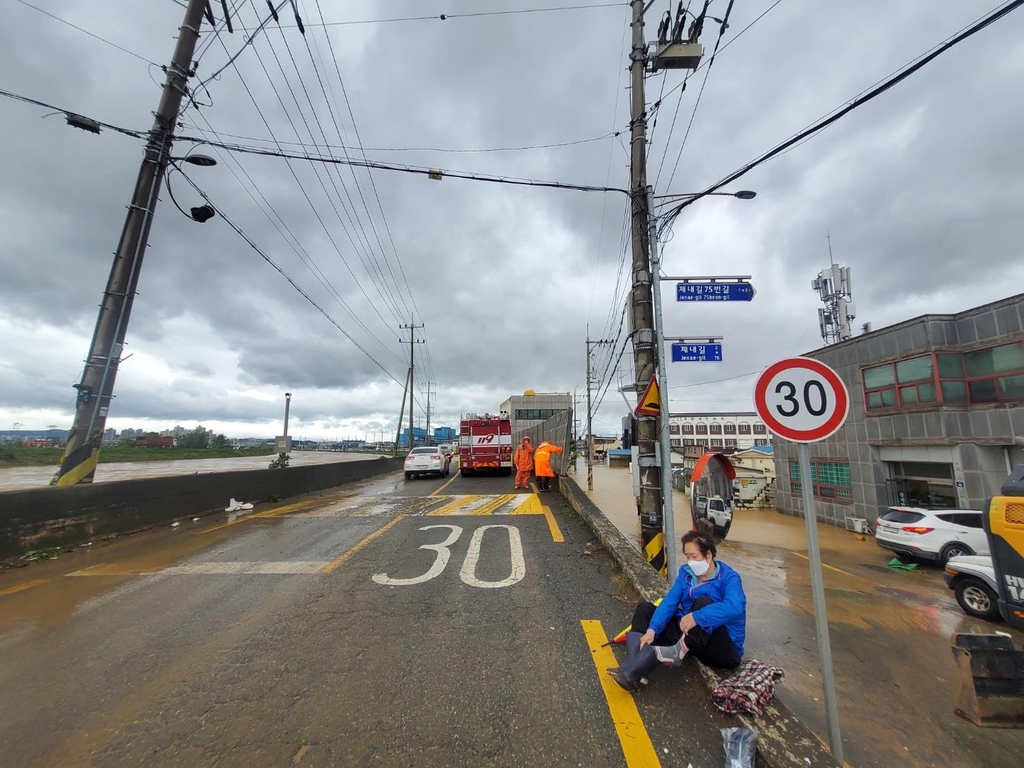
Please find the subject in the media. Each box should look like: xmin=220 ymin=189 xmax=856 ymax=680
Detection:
xmin=399 ymin=427 xmax=428 ymax=447
xmin=669 ymin=412 xmax=770 ymax=452
xmin=433 ymin=427 xmax=457 ymax=442
xmin=136 ymin=435 xmax=175 ymax=448
xmin=774 ymin=293 xmax=1024 ymax=529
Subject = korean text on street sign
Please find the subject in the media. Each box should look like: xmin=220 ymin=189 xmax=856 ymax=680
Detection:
xmin=753 ymin=357 xmax=849 ymax=442
xmin=676 ymin=282 xmax=755 ymax=302
xmin=671 ymin=343 xmax=723 ymax=363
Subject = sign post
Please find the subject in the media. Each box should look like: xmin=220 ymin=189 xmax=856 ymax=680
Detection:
xmin=754 ymin=357 xmax=849 ymax=764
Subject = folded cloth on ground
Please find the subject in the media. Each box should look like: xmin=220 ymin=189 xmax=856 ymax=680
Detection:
xmin=711 ymin=660 xmax=785 ymax=716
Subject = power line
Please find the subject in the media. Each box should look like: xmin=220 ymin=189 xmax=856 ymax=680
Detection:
xmin=237 ymin=2 xmax=628 ymax=29
xmin=661 ymin=0 xmax=1024 ymax=230
xmin=13 ymin=0 xmax=159 ymax=66
xmin=174 ymin=168 xmax=408 ymax=387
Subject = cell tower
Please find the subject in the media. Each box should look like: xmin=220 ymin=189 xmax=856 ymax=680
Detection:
xmin=811 ymin=235 xmax=856 ymax=344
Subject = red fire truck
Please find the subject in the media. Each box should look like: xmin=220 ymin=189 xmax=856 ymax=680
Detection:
xmin=458 ymin=413 xmax=512 ymax=475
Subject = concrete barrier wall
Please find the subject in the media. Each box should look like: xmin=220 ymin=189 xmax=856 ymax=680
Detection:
xmin=0 ymin=457 xmax=403 ymax=559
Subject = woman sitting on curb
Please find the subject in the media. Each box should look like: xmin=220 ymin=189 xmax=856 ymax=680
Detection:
xmin=608 ymin=530 xmax=747 ymax=690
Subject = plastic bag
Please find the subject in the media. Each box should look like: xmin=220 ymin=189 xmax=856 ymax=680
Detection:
xmin=722 ymin=727 xmax=756 ymax=768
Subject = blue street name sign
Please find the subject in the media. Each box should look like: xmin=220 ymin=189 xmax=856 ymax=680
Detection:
xmin=676 ymin=282 xmax=755 ymax=302
xmin=671 ymin=343 xmax=723 ymax=362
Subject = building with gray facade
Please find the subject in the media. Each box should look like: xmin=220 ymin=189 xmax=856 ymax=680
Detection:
xmin=499 ymin=392 xmax=572 ymax=439
xmin=774 ymin=293 xmax=1024 ymax=528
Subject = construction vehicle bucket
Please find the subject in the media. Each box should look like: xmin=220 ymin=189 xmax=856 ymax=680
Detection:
xmin=952 ymin=633 xmax=1024 ymax=727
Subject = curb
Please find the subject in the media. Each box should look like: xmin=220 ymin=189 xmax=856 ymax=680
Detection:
xmin=558 ymin=476 xmax=842 ymax=768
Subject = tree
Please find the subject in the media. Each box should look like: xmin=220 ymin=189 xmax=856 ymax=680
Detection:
xmin=211 ymin=433 xmax=229 ymax=449
xmin=177 ymin=427 xmax=210 ymax=449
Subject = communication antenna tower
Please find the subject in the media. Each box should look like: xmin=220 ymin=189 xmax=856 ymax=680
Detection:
xmin=811 ymin=234 xmax=856 ymax=344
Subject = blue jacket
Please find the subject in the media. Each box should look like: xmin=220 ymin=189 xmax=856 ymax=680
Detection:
xmin=649 ymin=560 xmax=747 ymax=657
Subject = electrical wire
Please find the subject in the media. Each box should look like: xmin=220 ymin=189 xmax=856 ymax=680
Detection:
xmin=661 ymin=0 xmax=1024 ymax=230
xmin=13 ymin=0 xmax=159 ymax=66
xmin=173 ymin=168 xmax=409 ymax=388
xmin=0 ymin=88 xmax=149 ymax=139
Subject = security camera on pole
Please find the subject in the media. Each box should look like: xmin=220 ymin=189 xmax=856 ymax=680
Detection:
xmin=754 ymin=357 xmax=849 ymax=763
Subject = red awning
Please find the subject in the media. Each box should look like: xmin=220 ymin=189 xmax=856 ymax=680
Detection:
xmin=690 ymin=452 xmax=736 ymax=483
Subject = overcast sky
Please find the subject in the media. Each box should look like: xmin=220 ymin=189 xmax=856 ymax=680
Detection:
xmin=1 ymin=0 xmax=1022 ymax=441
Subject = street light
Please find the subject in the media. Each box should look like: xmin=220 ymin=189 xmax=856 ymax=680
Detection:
xmin=173 ymin=154 xmax=217 ymax=167
xmin=652 ymin=190 xmax=756 ymax=206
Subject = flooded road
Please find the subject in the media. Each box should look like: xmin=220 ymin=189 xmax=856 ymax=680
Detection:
xmin=0 ymin=468 xmax=737 ymax=767
xmin=582 ymin=463 xmax=1024 ymax=768
xmin=0 ymin=450 xmax=377 ymax=491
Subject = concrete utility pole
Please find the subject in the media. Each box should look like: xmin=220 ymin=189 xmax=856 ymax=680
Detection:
xmin=400 ymin=320 xmax=424 ymax=450
xmin=627 ymin=0 xmax=665 ymax=573
xmin=424 ymin=382 xmax=432 ymax=446
xmin=56 ymin=0 xmax=207 ymax=486
xmin=586 ymin=337 xmax=612 ymax=491
xmin=393 ymin=368 xmax=410 ymax=457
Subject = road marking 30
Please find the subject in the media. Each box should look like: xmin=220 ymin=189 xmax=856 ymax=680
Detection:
xmin=580 ymin=620 xmax=660 ymax=767
xmin=373 ymin=524 xmax=526 ymax=589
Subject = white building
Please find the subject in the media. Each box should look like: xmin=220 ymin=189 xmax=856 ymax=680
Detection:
xmin=669 ymin=411 xmax=770 ymax=451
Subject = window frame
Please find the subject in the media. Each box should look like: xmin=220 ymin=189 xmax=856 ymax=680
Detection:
xmin=789 ymin=459 xmax=853 ymax=503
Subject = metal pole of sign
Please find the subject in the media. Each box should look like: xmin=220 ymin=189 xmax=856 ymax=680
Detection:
xmin=797 ymin=441 xmax=844 ymax=762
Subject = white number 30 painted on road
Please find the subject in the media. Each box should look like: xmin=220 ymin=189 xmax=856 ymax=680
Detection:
xmin=372 ymin=524 xmax=526 ymax=589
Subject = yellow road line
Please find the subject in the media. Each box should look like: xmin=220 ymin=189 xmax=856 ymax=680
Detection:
xmin=0 ymin=578 xmax=49 ymax=597
xmin=471 ymin=494 xmax=518 ymax=516
xmin=792 ymin=551 xmax=856 ymax=578
xmin=321 ymin=515 xmax=406 ymax=574
xmin=580 ymin=620 xmax=660 ymax=768
xmin=197 ymin=499 xmax=317 ymax=534
xmin=426 ymin=494 xmax=482 ymax=516
xmin=430 ymin=472 xmax=460 ymax=496
xmin=512 ymin=495 xmax=564 ymax=543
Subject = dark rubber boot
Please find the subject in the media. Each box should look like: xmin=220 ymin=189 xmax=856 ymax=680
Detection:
xmin=607 ymin=631 xmax=661 ymax=691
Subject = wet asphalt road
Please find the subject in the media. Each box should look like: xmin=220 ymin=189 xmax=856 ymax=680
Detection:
xmin=1 ymin=468 xmax=739 ymax=767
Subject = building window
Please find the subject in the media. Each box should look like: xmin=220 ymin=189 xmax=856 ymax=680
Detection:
xmin=669 ymin=424 xmax=680 ymax=435
xmin=753 ymin=424 xmax=767 ymax=435
xmin=963 ymin=342 xmax=1024 ymax=403
xmin=724 ymin=424 xmax=737 ymax=435
xmin=755 ymin=439 xmax=769 ymax=446
xmin=696 ymin=424 xmax=708 ymax=435
xmin=683 ymin=439 xmax=694 ymax=446
xmin=709 ymin=424 xmax=722 ymax=435
xmin=670 ymin=438 xmax=681 ymax=447
xmin=738 ymin=423 xmax=751 ymax=435
xmin=514 ymin=408 xmax=565 ymax=420
xmin=681 ymin=424 xmax=694 ymax=434
xmin=790 ymin=460 xmax=853 ymax=502
xmin=711 ymin=439 xmax=723 ymax=448
xmin=725 ymin=439 xmax=737 ymax=447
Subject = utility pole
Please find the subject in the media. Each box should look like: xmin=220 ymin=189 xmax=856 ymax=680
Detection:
xmin=55 ymin=0 xmax=207 ymax=486
xmin=627 ymin=0 xmax=664 ymax=574
xmin=586 ymin=336 xmax=612 ymax=491
xmin=425 ymin=382 xmax=432 ymax=446
xmin=400 ymin=319 xmax=424 ymax=450
xmin=393 ymin=368 xmax=410 ymax=457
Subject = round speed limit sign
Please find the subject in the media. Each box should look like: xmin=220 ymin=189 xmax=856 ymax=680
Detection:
xmin=754 ymin=357 xmax=849 ymax=442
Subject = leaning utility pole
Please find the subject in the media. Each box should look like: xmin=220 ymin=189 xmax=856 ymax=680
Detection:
xmin=586 ymin=336 xmax=612 ymax=491
xmin=55 ymin=0 xmax=207 ymax=485
xmin=627 ymin=0 xmax=664 ymax=573
xmin=400 ymin=320 xmax=424 ymax=450
xmin=392 ymin=368 xmax=410 ymax=457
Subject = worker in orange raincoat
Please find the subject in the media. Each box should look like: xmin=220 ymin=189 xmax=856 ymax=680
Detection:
xmin=513 ymin=436 xmax=534 ymax=489
xmin=534 ymin=440 xmax=564 ymax=491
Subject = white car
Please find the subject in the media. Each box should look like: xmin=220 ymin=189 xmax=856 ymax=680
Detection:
xmin=706 ymin=496 xmax=733 ymax=536
xmin=944 ymin=555 xmax=1002 ymax=622
xmin=405 ymin=447 xmax=450 ymax=479
xmin=874 ymin=507 xmax=988 ymax=565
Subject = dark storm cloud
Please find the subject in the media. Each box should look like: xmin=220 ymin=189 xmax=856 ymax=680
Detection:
xmin=2 ymin=1 xmax=1023 ymax=437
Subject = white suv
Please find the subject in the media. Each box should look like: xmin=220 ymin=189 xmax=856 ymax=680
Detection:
xmin=874 ymin=507 xmax=988 ymax=565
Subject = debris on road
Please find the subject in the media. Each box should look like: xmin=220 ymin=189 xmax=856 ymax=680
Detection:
xmin=225 ymin=498 xmax=254 ymax=512
xmin=886 ymin=557 xmax=918 ymax=571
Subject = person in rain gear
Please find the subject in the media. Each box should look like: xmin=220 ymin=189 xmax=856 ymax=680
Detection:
xmin=513 ymin=436 xmax=534 ymax=489
xmin=608 ymin=530 xmax=746 ymax=691
xmin=533 ymin=440 xmax=563 ymax=491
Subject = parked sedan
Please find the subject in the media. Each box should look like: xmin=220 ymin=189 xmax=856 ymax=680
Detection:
xmin=405 ymin=447 xmax=450 ymax=479
xmin=874 ymin=507 xmax=988 ymax=565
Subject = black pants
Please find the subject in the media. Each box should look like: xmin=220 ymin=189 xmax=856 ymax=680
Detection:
xmin=631 ymin=596 xmax=742 ymax=670
xmin=538 ymin=475 xmax=552 ymax=490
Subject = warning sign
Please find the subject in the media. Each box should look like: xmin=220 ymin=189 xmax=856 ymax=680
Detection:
xmin=635 ymin=376 xmax=661 ymax=416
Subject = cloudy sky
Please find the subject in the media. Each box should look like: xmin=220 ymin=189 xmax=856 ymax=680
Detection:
xmin=1 ymin=0 xmax=1022 ymax=441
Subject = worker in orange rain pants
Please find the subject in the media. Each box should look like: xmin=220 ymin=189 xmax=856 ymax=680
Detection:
xmin=534 ymin=440 xmax=564 ymax=491
xmin=513 ymin=436 xmax=534 ymax=489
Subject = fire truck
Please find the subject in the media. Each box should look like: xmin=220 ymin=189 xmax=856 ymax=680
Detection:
xmin=459 ymin=412 xmax=512 ymax=475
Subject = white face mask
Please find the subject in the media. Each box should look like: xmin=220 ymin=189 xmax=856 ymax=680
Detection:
xmin=687 ymin=558 xmax=710 ymax=577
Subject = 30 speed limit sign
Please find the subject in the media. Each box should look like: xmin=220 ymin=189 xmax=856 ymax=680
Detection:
xmin=753 ymin=357 xmax=849 ymax=442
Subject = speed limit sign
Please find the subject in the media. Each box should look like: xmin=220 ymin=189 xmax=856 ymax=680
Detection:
xmin=753 ymin=357 xmax=849 ymax=442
